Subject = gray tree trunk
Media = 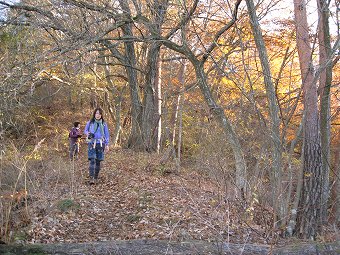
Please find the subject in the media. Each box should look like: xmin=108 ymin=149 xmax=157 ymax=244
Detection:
xmin=3 ymin=239 xmax=340 ymax=255
xmin=317 ymin=0 xmax=332 ymax=223
xmin=155 ymin=59 xmax=162 ymax=154
xmin=141 ymin=0 xmax=168 ymax=152
xmin=142 ymin=42 xmax=161 ymax=151
xmin=294 ymin=0 xmax=323 ymax=239
xmin=177 ymin=94 xmax=184 ymax=170
xmin=111 ymin=90 xmax=124 ymax=147
xmin=176 ymin=62 xmax=186 ymax=168
xmin=194 ymin=61 xmax=246 ymax=197
xmin=245 ymin=0 xmax=283 ymax=224
xmin=102 ymin=54 xmax=124 ymax=147
xmin=286 ymin=124 xmax=304 ymax=236
xmin=161 ymin=0 xmax=246 ymax=197
xmin=118 ymin=0 xmax=144 ymax=150
xmin=172 ymin=95 xmax=181 ymax=146
xmin=335 ymin=132 xmax=340 ymax=224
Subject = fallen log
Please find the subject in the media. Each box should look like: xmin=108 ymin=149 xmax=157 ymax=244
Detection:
xmin=0 ymin=239 xmax=339 ymax=255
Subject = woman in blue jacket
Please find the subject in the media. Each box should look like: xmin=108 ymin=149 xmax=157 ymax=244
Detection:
xmin=84 ymin=107 xmax=110 ymax=184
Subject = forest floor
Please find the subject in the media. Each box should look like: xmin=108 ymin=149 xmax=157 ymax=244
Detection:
xmin=1 ymin=140 xmax=338 ymax=252
xmin=21 ymin=147 xmax=280 ymax=246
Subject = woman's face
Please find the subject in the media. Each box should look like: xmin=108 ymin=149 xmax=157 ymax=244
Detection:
xmin=95 ymin=110 xmax=102 ymax=120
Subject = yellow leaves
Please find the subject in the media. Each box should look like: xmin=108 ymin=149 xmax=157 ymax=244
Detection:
xmin=304 ymin=172 xmax=312 ymax=177
xmin=252 ymin=193 xmax=259 ymax=204
xmin=221 ymin=77 xmax=234 ymax=87
xmin=83 ymin=73 xmax=95 ymax=80
xmin=24 ymin=151 xmax=42 ymax=161
xmin=209 ymin=198 xmax=218 ymax=207
xmin=246 ymin=206 xmax=255 ymax=213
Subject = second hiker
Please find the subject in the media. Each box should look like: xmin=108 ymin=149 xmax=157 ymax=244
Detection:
xmin=84 ymin=107 xmax=110 ymax=184
xmin=69 ymin=121 xmax=82 ymax=160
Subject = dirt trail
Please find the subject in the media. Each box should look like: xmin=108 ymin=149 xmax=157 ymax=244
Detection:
xmin=27 ymin=149 xmax=266 ymax=244
xmin=1 ymin=149 xmax=339 ymax=254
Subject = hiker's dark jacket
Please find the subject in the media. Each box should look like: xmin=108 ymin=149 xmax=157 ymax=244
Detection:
xmin=69 ymin=127 xmax=82 ymax=144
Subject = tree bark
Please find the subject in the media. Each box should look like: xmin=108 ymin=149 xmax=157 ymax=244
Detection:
xmin=294 ymin=0 xmax=323 ymax=239
xmin=176 ymin=62 xmax=186 ymax=167
xmin=155 ymin=57 xmax=162 ymax=154
xmin=317 ymin=0 xmax=332 ymax=223
xmin=142 ymin=42 xmax=161 ymax=151
xmin=141 ymin=0 xmax=168 ymax=152
xmin=1 ymin=239 xmax=339 ymax=255
xmin=335 ymin=132 xmax=340 ymax=224
xmin=118 ymin=0 xmax=144 ymax=150
xmin=285 ymin=120 xmax=304 ymax=236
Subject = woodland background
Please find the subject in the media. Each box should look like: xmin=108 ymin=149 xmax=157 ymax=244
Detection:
xmin=0 ymin=0 xmax=339 ymax=247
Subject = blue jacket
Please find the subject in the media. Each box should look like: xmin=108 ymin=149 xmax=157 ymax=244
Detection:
xmin=84 ymin=121 xmax=110 ymax=145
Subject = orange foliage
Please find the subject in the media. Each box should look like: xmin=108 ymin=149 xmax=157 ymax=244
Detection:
xmin=0 ymin=190 xmax=28 ymax=205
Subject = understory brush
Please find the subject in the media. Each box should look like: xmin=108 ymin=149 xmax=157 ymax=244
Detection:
xmin=0 ymin=139 xmax=82 ymax=243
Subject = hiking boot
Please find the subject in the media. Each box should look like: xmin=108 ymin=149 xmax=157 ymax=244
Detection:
xmin=89 ymin=177 xmax=95 ymax=185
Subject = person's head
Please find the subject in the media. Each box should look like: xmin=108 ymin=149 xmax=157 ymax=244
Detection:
xmin=91 ymin=107 xmax=105 ymax=122
xmin=74 ymin=121 xmax=80 ymax=128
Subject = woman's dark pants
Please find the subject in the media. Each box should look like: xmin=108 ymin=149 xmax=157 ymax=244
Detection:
xmin=88 ymin=143 xmax=105 ymax=179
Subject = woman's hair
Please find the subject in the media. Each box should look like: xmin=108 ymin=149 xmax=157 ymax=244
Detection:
xmin=90 ymin=107 xmax=105 ymax=122
xmin=74 ymin=121 xmax=80 ymax=127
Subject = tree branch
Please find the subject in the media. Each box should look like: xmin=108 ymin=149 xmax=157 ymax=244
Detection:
xmin=202 ymin=0 xmax=242 ymax=63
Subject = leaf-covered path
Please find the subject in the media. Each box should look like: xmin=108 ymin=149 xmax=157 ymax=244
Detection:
xmin=27 ymin=149 xmax=271 ymax=245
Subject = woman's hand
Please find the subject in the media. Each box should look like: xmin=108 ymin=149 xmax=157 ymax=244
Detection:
xmin=105 ymin=145 xmax=110 ymax=152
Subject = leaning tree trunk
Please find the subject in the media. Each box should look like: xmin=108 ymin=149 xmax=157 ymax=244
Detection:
xmin=161 ymin=0 xmax=246 ymax=197
xmin=317 ymin=0 xmax=332 ymax=223
xmin=245 ymin=0 xmax=283 ymax=225
xmin=194 ymin=60 xmax=247 ymax=197
xmin=294 ymin=0 xmax=323 ymax=239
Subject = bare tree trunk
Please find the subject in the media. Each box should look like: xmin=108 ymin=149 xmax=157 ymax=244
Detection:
xmin=156 ymin=58 xmax=162 ymax=154
xmin=161 ymin=0 xmax=247 ymax=197
xmin=176 ymin=62 xmax=186 ymax=167
xmin=101 ymin=54 xmax=124 ymax=146
xmin=286 ymin=120 xmax=304 ymax=236
xmin=112 ymin=93 xmax=123 ymax=146
xmin=142 ymin=0 xmax=169 ymax=152
xmin=172 ymin=95 xmax=181 ymax=146
xmin=104 ymin=87 xmax=124 ymax=147
xmin=294 ymin=0 xmax=323 ymax=239
xmin=118 ymin=0 xmax=144 ymax=150
xmin=142 ymin=42 xmax=161 ymax=151
xmin=177 ymin=94 xmax=184 ymax=169
xmin=317 ymin=0 xmax=332 ymax=223
xmin=159 ymin=92 xmax=177 ymax=164
xmin=177 ymin=60 xmax=187 ymax=168
xmin=335 ymin=132 xmax=340 ymax=224
xmin=246 ymin=0 xmax=283 ymax=225
xmin=194 ymin=61 xmax=246 ymax=198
